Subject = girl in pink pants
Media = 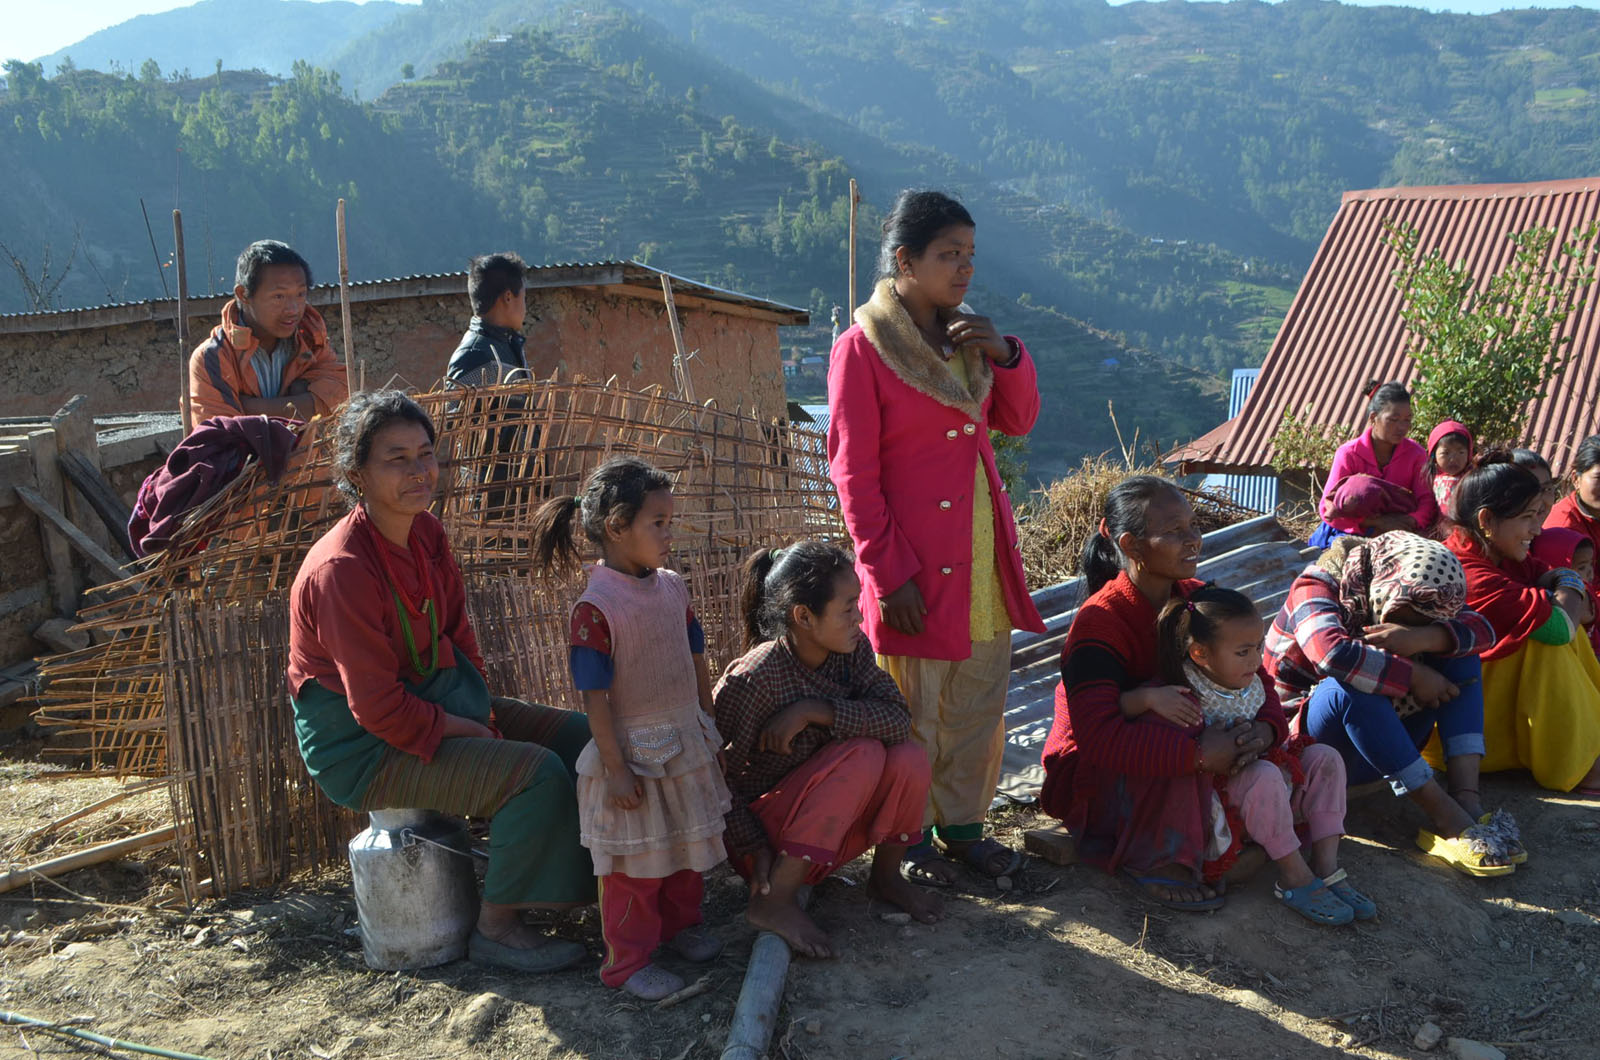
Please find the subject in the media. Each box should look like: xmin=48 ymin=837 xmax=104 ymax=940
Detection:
xmin=1128 ymin=585 xmax=1376 ymax=926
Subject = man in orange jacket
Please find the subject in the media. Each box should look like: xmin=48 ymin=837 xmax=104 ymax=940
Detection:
xmin=187 ymin=240 xmax=348 ymax=427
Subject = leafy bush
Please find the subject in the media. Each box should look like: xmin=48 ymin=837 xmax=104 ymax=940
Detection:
xmin=1384 ymin=218 xmax=1600 ymax=447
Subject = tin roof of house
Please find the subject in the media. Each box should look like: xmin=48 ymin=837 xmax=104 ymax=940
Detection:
xmin=1167 ymin=177 xmax=1600 ymax=474
xmin=0 ymin=259 xmax=809 ymax=334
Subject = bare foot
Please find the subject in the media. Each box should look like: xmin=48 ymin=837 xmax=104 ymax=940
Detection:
xmin=866 ymin=872 xmax=944 ymax=923
xmin=746 ymin=892 xmax=833 ymax=958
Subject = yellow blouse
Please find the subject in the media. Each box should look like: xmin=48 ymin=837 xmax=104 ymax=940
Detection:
xmin=945 ymin=352 xmax=1011 ymax=643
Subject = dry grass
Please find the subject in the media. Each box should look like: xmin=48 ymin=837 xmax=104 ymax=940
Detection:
xmin=1015 ymin=455 xmax=1257 ymax=591
xmin=1274 ymin=499 xmax=1322 ymax=544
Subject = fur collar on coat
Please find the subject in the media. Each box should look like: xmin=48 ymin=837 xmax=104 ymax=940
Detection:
xmin=854 ymin=278 xmax=991 ymax=420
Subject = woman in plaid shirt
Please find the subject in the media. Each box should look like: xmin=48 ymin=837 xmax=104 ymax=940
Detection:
xmin=1265 ymin=532 xmax=1518 ymax=877
xmin=715 ymin=542 xmax=943 ymax=958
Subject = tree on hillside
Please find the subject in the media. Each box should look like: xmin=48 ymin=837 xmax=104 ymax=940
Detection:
xmin=1383 ymin=219 xmax=1600 ymax=447
xmin=0 ymin=230 xmax=80 ymax=313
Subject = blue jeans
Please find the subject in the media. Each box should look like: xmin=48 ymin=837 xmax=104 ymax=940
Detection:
xmin=1302 ymin=654 xmax=1486 ymax=796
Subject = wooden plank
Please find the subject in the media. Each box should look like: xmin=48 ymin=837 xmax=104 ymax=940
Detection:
xmin=1023 ymin=825 xmax=1079 ymax=866
xmin=59 ymin=449 xmax=135 ymax=559
xmin=51 ymin=396 xmax=114 ymax=557
xmin=660 ymin=275 xmax=696 ymax=402
xmin=14 ymin=485 xmax=128 ymax=586
xmin=26 ymin=428 xmax=76 ymax=614
xmin=174 ymin=209 xmax=193 ymax=434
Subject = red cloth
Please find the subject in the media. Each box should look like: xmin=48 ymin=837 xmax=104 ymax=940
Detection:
xmin=825 ymin=325 xmax=1045 ymax=660
xmin=1426 ymin=419 xmax=1474 ymax=463
xmin=1445 ymin=530 xmax=1553 ymax=661
xmin=731 ymin=737 xmax=928 ymax=886
xmin=1323 ymin=473 xmax=1417 ymax=523
xmin=1531 ymin=527 xmax=1590 ymax=571
xmin=1320 ymin=429 xmax=1437 ymax=533
xmin=287 ymin=506 xmax=486 ymax=763
xmin=598 ymin=869 xmax=703 ymax=987
xmin=128 ymin=415 xmax=300 ymax=557
xmin=1530 ymin=527 xmax=1600 ymax=656
xmin=1040 ymin=572 xmax=1289 ymax=876
xmin=1547 ymin=494 xmax=1600 ymax=563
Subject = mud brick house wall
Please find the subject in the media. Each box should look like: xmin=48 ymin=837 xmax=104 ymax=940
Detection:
xmin=0 ymin=261 xmax=806 ymax=423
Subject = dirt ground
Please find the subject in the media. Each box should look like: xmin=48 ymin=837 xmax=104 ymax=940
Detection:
xmin=3 ymin=753 xmax=1599 ymax=1060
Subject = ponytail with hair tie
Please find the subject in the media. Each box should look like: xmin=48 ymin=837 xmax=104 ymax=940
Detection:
xmin=738 ymin=541 xmax=855 ymax=651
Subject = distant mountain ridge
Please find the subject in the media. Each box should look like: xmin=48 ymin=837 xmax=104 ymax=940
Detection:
xmin=35 ymin=0 xmax=404 ymax=84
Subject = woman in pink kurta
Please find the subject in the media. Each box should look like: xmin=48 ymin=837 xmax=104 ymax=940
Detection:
xmin=827 ymin=189 xmax=1045 ymax=885
xmin=1310 ymin=382 xmax=1437 ymax=548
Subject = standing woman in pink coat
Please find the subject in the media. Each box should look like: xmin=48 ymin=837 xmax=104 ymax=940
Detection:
xmin=827 ymin=190 xmax=1047 ymax=885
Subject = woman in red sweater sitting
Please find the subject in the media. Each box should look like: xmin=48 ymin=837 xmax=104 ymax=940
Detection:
xmin=1443 ymin=453 xmax=1600 ymax=793
xmin=1040 ymin=476 xmax=1283 ymax=910
xmin=288 ymin=390 xmax=595 ymax=973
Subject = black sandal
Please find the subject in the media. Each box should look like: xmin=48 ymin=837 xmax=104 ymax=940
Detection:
xmin=952 ymin=837 xmax=1024 ymax=878
xmin=899 ymin=844 xmax=957 ymax=888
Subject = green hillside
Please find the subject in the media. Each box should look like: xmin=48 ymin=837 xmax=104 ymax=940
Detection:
xmin=11 ymin=0 xmax=1600 ymax=476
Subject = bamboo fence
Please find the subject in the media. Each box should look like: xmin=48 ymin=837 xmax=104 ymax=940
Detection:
xmin=36 ymin=379 xmax=840 ymax=898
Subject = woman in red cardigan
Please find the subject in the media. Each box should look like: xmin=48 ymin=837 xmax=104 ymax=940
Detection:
xmin=288 ymin=390 xmax=595 ymax=972
xmin=1040 ymin=477 xmax=1282 ymax=909
xmin=1443 ymin=454 xmax=1600 ymax=792
xmin=827 ymin=190 xmax=1046 ymax=885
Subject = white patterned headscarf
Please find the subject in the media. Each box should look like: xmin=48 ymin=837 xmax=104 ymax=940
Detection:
xmin=1323 ymin=531 xmax=1466 ymax=628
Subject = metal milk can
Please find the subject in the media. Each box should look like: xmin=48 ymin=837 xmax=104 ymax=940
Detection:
xmin=348 ymin=809 xmax=477 ymax=970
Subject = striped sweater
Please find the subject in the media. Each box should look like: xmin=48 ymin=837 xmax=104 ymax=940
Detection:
xmin=1265 ymin=564 xmax=1495 ymax=709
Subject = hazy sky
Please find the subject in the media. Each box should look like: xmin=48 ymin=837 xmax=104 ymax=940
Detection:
xmin=8 ymin=0 xmax=1600 ymax=65
xmin=7 ymin=0 xmax=417 ymax=63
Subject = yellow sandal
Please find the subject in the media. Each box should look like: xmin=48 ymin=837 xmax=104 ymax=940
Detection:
xmin=1415 ymin=827 xmax=1515 ymax=878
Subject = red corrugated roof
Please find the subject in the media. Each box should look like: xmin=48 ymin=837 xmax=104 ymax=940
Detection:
xmin=1168 ymin=176 xmax=1600 ymax=474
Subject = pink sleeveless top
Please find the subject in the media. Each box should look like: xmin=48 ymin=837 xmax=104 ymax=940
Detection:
xmin=572 ymin=565 xmax=729 ymax=877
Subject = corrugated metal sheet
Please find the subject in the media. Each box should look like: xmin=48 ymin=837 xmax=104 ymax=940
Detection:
xmin=0 ymin=259 xmax=808 ymax=333
xmin=1169 ymin=177 xmax=1600 ymax=474
xmin=1202 ymin=369 xmax=1279 ymax=512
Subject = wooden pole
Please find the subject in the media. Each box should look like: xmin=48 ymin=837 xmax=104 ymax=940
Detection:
xmin=660 ymin=274 xmax=695 ymax=403
xmin=173 ymin=210 xmax=192 ymax=434
xmin=336 ymin=198 xmax=354 ymax=371
xmin=0 ymin=826 xmax=176 ymax=895
xmin=847 ymin=178 xmax=860 ymax=313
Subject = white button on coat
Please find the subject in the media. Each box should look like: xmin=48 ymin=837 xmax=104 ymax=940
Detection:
xmin=940 ymin=567 xmax=953 ymax=575
xmin=963 ymin=423 xmax=977 ymax=435
xmin=946 ymin=429 xmax=958 ymax=439
xmin=939 ymin=500 xmax=952 ymax=510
